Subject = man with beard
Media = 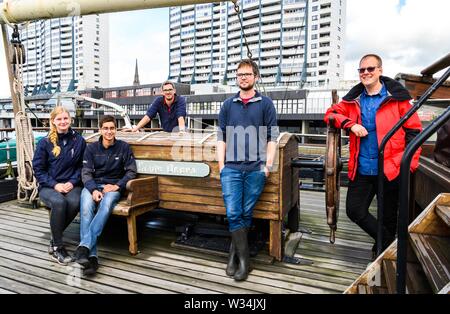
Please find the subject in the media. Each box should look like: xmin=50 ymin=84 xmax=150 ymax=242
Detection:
xmin=217 ymin=59 xmax=278 ymax=281
xmin=127 ymin=81 xmax=186 ymax=133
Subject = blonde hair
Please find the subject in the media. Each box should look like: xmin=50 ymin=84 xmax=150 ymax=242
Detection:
xmin=48 ymin=106 xmax=71 ymax=157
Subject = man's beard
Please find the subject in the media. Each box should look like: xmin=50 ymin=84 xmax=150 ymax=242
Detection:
xmin=239 ymin=83 xmax=255 ymax=91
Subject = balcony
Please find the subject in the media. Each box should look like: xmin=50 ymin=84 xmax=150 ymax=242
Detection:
xmin=261 ymin=5 xmax=281 ymax=15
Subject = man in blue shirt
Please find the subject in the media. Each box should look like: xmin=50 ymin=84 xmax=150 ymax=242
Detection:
xmin=358 ymin=80 xmax=387 ymax=176
xmin=128 ymin=81 xmax=186 ymax=133
xmin=218 ymin=59 xmax=279 ymax=281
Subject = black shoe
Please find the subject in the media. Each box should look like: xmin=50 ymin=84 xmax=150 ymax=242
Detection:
xmin=74 ymin=246 xmax=90 ymax=268
xmin=48 ymin=240 xmax=54 ymax=255
xmin=51 ymin=246 xmax=72 ymax=265
xmin=83 ymin=256 xmax=99 ymax=276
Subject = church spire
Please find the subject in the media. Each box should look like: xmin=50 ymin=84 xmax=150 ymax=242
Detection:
xmin=133 ymin=59 xmax=140 ymax=86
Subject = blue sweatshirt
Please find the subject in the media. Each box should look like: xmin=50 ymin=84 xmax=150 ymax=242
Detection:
xmin=146 ymin=95 xmax=186 ymax=132
xmin=32 ymin=128 xmax=86 ymax=190
xmin=81 ymin=137 xmax=137 ymax=194
xmin=218 ymin=91 xmax=279 ymax=171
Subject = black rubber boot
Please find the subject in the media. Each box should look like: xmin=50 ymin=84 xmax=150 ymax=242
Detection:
xmin=232 ymin=228 xmax=250 ymax=281
xmin=225 ymin=240 xmax=238 ymax=276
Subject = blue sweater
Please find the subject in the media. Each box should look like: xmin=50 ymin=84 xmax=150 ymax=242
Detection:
xmin=218 ymin=91 xmax=279 ymax=171
xmin=146 ymin=95 xmax=186 ymax=132
xmin=81 ymin=137 xmax=137 ymax=194
xmin=32 ymin=128 xmax=86 ymax=190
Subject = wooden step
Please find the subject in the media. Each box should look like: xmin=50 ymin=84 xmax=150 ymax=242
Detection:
xmin=409 ymin=233 xmax=450 ymax=293
xmin=436 ymin=204 xmax=450 ymax=227
xmin=382 ymin=259 xmax=432 ymax=294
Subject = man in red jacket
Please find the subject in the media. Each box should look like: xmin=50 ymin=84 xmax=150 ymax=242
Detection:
xmin=324 ymin=54 xmax=422 ymax=257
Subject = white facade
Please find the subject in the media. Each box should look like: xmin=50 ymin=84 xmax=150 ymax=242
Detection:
xmin=20 ymin=14 xmax=109 ymax=93
xmin=169 ymin=0 xmax=346 ymax=89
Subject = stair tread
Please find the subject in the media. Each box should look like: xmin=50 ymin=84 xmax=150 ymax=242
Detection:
xmin=409 ymin=233 xmax=450 ymax=293
xmin=436 ymin=204 xmax=450 ymax=227
xmin=382 ymin=259 xmax=432 ymax=294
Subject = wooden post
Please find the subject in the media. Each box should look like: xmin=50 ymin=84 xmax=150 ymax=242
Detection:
xmin=1 ymin=24 xmax=20 ymax=115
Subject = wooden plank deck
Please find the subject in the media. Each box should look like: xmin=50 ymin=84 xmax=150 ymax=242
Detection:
xmin=0 ymin=188 xmax=374 ymax=294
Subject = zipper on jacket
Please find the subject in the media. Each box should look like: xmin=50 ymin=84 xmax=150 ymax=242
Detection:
xmin=351 ymin=99 xmax=361 ymax=180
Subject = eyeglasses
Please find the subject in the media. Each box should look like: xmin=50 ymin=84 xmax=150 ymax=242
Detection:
xmin=357 ymin=66 xmax=379 ymax=74
xmin=236 ymin=73 xmax=254 ymax=78
xmin=162 ymin=89 xmax=174 ymax=93
xmin=101 ymin=127 xmax=116 ymax=132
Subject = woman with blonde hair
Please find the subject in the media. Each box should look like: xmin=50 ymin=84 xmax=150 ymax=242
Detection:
xmin=32 ymin=106 xmax=86 ymax=264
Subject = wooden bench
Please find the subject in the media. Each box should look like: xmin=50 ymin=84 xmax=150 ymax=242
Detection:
xmin=112 ymin=176 xmax=159 ymax=255
xmin=42 ymin=176 xmax=159 ymax=256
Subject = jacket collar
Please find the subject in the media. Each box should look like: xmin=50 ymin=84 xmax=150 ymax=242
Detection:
xmin=343 ymin=76 xmax=411 ymax=102
xmin=98 ymin=135 xmax=117 ymax=150
xmin=57 ymin=128 xmax=75 ymax=141
xmin=232 ymin=90 xmax=263 ymax=103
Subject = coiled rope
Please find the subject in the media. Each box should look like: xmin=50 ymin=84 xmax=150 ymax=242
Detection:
xmin=12 ymin=39 xmax=38 ymax=202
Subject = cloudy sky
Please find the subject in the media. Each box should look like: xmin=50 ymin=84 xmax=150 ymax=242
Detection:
xmin=0 ymin=0 xmax=449 ymax=97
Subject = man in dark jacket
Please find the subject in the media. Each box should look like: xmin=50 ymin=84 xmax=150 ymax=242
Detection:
xmin=324 ymin=54 xmax=422 ymax=258
xmin=73 ymin=115 xmax=136 ymax=275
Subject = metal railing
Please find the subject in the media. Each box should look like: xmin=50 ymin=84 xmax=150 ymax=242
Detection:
xmin=396 ymin=104 xmax=450 ymax=294
xmin=374 ymin=53 xmax=450 ymax=293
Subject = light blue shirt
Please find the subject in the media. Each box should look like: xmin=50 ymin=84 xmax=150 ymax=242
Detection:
xmin=358 ymin=82 xmax=388 ymax=176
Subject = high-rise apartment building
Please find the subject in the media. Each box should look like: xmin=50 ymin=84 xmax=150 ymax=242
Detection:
xmin=20 ymin=14 xmax=109 ymax=94
xmin=168 ymin=0 xmax=346 ymax=88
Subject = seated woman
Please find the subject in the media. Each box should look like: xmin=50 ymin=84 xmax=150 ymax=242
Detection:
xmin=32 ymin=106 xmax=86 ymax=264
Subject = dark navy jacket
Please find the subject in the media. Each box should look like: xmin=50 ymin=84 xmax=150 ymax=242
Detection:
xmin=82 ymin=137 xmax=137 ymax=194
xmin=218 ymin=91 xmax=279 ymax=171
xmin=32 ymin=128 xmax=86 ymax=190
xmin=146 ymin=95 xmax=186 ymax=132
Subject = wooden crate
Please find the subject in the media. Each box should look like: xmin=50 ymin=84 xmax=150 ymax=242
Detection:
xmin=87 ymin=131 xmax=299 ymax=260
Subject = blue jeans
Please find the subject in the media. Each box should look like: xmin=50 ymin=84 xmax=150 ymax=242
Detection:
xmin=79 ymin=185 xmax=121 ymax=257
xmin=220 ymin=167 xmax=266 ymax=232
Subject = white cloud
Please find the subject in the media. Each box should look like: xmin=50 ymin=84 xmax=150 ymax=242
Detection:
xmin=344 ymin=0 xmax=450 ymax=80
xmin=109 ymin=28 xmax=169 ymax=87
xmin=1 ymin=1 xmax=449 ymax=97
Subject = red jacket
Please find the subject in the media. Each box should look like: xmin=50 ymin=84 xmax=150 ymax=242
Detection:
xmin=324 ymin=76 xmax=422 ymax=181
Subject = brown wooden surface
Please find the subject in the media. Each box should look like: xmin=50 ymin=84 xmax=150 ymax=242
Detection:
xmin=0 ymin=188 xmax=374 ymax=294
xmin=396 ymin=73 xmax=450 ymax=100
xmin=86 ymin=132 xmax=298 ymax=261
xmin=415 ymin=157 xmax=450 ymax=211
xmin=409 ymin=193 xmax=450 ymax=236
xmin=436 ymin=205 xmax=450 ymax=227
xmin=409 ymin=233 xmax=450 ymax=293
xmin=126 ymin=176 xmax=158 ymax=208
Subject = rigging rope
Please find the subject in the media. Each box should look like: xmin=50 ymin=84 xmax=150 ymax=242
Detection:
xmin=232 ymin=0 xmax=266 ymax=95
xmin=10 ymin=27 xmax=39 ymax=203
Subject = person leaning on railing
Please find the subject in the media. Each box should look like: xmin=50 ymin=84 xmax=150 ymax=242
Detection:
xmin=324 ymin=54 xmax=422 ymax=259
xmin=124 ymin=80 xmax=187 ymax=133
